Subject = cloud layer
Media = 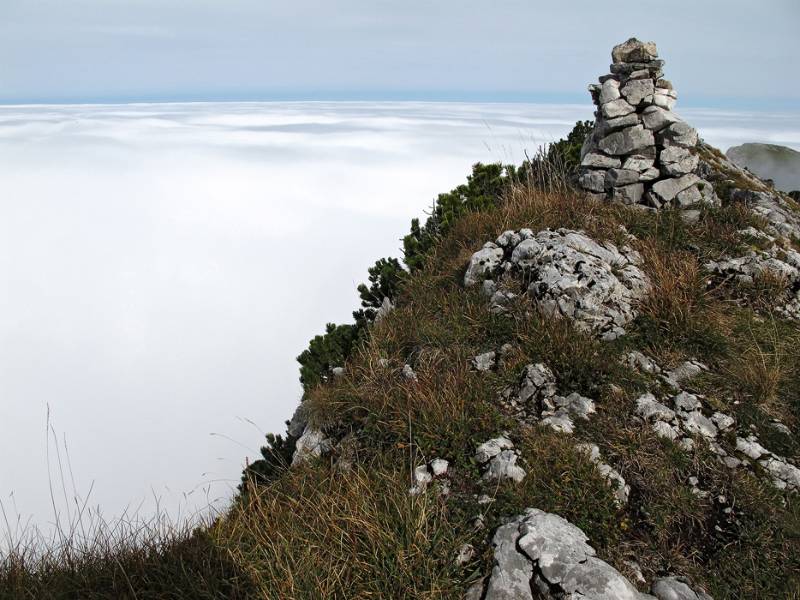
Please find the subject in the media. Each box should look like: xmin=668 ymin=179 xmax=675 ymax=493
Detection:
xmin=1 ymin=101 xmax=798 ymax=539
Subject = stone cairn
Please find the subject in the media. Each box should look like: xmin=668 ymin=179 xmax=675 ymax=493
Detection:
xmin=578 ymin=38 xmax=717 ymax=208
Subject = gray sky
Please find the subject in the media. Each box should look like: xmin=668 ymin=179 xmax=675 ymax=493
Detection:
xmin=1 ymin=0 xmax=798 ymax=105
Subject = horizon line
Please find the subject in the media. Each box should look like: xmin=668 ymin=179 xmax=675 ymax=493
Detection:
xmin=1 ymin=90 xmax=799 ymax=111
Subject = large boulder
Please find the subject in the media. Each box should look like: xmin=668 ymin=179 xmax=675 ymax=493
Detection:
xmin=471 ymin=509 xmax=654 ymax=600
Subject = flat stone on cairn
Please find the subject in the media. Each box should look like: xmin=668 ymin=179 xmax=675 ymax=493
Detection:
xmin=579 ymin=38 xmax=718 ymax=209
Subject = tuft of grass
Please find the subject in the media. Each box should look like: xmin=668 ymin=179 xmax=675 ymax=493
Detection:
xmin=219 ymin=460 xmax=468 ymax=600
xmin=0 ymin=515 xmax=253 ymax=600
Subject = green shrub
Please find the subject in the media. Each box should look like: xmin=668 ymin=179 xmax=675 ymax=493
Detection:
xmin=239 ymin=432 xmax=296 ymax=491
xmin=353 ymin=257 xmax=406 ymax=326
xmin=296 ymin=322 xmax=363 ymax=392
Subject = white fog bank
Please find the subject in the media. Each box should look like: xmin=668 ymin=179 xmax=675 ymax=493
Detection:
xmin=1 ymin=101 xmax=798 ymax=542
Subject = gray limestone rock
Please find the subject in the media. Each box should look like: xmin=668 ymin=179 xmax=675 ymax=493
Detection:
xmin=287 ymin=403 xmax=310 ymax=438
xmin=582 ymin=152 xmax=622 ymax=169
xmin=642 ymin=106 xmax=682 ymax=132
xmin=663 ymin=360 xmax=706 ymax=388
xmin=730 ymin=189 xmax=800 ymax=240
xmin=652 ymin=576 xmax=713 ymax=600
xmin=507 ymin=229 xmax=649 ymax=339
xmin=613 ymin=183 xmax=645 ymax=205
xmin=484 ymin=519 xmax=535 ymax=600
xmin=657 ymin=122 xmax=698 ymax=149
xmin=635 ymin=393 xmax=676 ymax=422
xmin=464 ymin=242 xmax=504 ymax=287
xmin=650 ymin=174 xmax=701 ymax=205
xmin=576 ymin=443 xmax=630 ymax=505
xmin=621 ymin=78 xmax=655 ymax=107
xmin=599 ymin=78 xmax=622 ymax=104
xmin=483 ymin=449 xmax=527 ymax=482
xmin=623 ymin=154 xmax=656 ymax=172
xmin=611 ymin=60 xmax=665 ymax=77
xmin=579 ymin=170 xmax=607 ymax=193
xmin=602 ymin=98 xmax=637 ymax=119
xmin=292 ymin=426 xmax=332 ymax=466
xmin=479 ymin=509 xmax=654 ymax=600
xmin=475 ymin=436 xmax=515 ymax=464
xmin=704 ymin=246 xmax=800 ymax=320
xmin=606 ymin=168 xmax=641 ymax=188
xmin=402 ymin=364 xmax=418 ymax=381
xmin=612 ymin=38 xmax=659 ymax=63
xmin=473 ymin=351 xmax=497 ymax=372
xmin=639 ymin=167 xmax=661 ymax=182
xmin=599 ymin=125 xmax=655 ymax=156
xmin=602 ymin=113 xmax=641 ymax=133
xmin=660 ymin=146 xmax=699 ymax=177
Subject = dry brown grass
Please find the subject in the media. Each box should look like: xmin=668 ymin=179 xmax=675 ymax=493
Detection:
xmin=220 ymin=462 xmax=466 ymax=600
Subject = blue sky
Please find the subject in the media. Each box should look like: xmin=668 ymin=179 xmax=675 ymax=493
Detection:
xmin=1 ymin=0 xmax=798 ymax=105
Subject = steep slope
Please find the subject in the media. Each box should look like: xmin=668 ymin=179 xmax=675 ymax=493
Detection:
xmin=4 ymin=39 xmax=800 ymax=600
xmin=221 ymin=39 xmax=800 ymax=600
xmin=726 ymin=143 xmax=800 ymax=194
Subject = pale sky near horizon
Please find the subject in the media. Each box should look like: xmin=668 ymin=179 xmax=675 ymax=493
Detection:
xmin=1 ymin=0 xmax=798 ymax=105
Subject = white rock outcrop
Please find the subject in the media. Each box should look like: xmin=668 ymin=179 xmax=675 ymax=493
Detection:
xmin=465 ymin=228 xmax=649 ymax=340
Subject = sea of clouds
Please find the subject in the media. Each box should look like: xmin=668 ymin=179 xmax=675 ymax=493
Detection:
xmin=1 ymin=101 xmax=798 ymax=542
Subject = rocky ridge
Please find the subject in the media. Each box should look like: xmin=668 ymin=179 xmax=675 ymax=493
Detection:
xmin=274 ymin=38 xmax=800 ymax=600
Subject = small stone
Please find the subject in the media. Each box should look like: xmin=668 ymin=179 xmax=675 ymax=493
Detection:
xmin=464 ymin=243 xmax=504 ymax=287
xmin=402 ymin=364 xmax=418 ymax=381
xmin=612 ymin=183 xmax=645 ymax=205
xmin=599 ymin=125 xmax=655 ymax=156
xmin=481 ymin=279 xmax=497 ymax=298
xmin=658 ymin=121 xmax=699 ymax=149
xmin=621 ymin=78 xmax=655 ymax=106
xmin=331 ymin=366 xmax=345 ymax=378
xmin=473 ymin=351 xmax=497 ymax=372
xmin=612 ymin=38 xmax=659 ymax=63
xmin=625 ymin=351 xmax=661 ymax=374
xmin=475 ymin=436 xmax=515 ymax=464
xmin=456 ymin=543 xmax=476 ymax=566
xmin=599 ymin=78 xmax=621 ymax=104
xmin=430 ymin=458 xmax=449 ymax=477
xmin=601 ymin=98 xmax=636 ymax=119
xmin=579 ymin=170 xmax=606 ymax=193
xmin=682 ymin=411 xmax=718 ymax=439
xmin=642 ymin=106 xmax=681 ymax=131
xmin=653 ymin=421 xmax=680 ymax=440
xmin=736 ymin=436 xmax=769 ymax=460
xmin=660 ymin=146 xmax=699 ymax=176
xmin=292 ymin=426 xmax=332 ymax=466
xmin=636 ymin=393 xmax=677 ymax=421
xmin=676 ymin=185 xmax=703 ymax=207
xmin=605 ymin=168 xmax=640 ymax=188
xmin=652 ymin=575 xmax=713 ymax=600
xmin=602 ymin=113 xmax=641 ymax=133
xmin=711 ymin=412 xmax=735 ymax=431
xmin=409 ymin=464 xmax=433 ymax=495
xmin=664 ymin=361 xmax=706 ymax=388
xmin=581 ymin=152 xmax=622 ymax=169
xmin=623 ymin=154 xmax=655 ymax=172
xmin=651 ymin=174 xmax=702 ymax=205
xmin=610 ymin=59 xmax=664 ymax=77
xmin=495 ymin=230 xmax=522 ymax=249
xmin=639 ymin=167 xmax=661 ymax=182
xmin=483 ymin=449 xmax=526 ymax=482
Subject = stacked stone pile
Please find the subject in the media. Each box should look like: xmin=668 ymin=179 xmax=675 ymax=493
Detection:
xmin=578 ymin=38 xmax=718 ymax=209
